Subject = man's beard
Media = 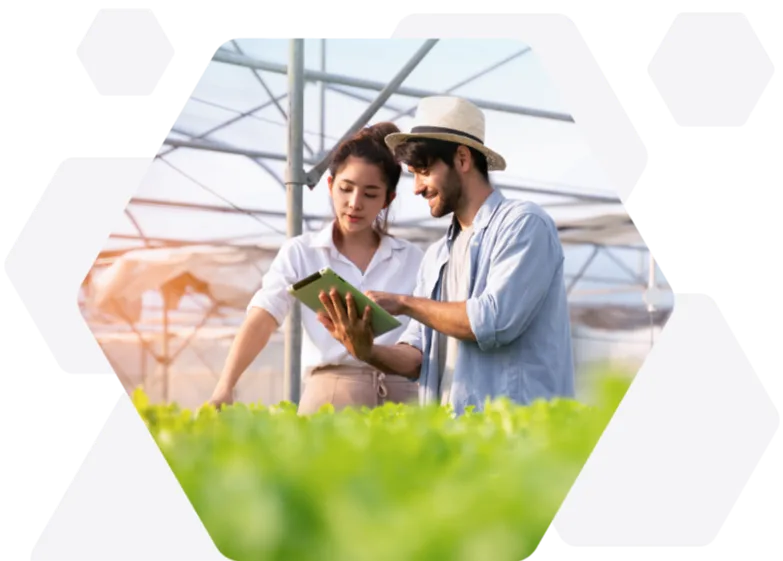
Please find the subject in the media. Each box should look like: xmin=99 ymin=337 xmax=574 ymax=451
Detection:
xmin=431 ymin=169 xmax=463 ymax=218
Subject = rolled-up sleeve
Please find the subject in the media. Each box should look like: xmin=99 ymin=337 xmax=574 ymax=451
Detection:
xmin=247 ymin=239 xmax=301 ymax=326
xmin=466 ymin=213 xmax=562 ymax=351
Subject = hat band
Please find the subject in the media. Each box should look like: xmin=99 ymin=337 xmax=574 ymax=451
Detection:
xmin=410 ymin=125 xmax=484 ymax=145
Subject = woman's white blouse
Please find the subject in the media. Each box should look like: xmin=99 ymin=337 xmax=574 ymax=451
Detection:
xmin=247 ymin=221 xmax=425 ymax=373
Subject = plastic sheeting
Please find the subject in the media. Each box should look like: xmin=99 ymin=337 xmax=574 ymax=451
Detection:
xmin=569 ymin=304 xmax=671 ymax=331
xmin=84 ymin=245 xmax=278 ymax=323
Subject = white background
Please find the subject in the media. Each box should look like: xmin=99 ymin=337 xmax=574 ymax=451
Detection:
xmin=1 ymin=8 xmax=783 ymax=561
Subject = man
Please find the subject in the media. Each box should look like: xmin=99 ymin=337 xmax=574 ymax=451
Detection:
xmin=317 ymin=96 xmax=575 ymax=414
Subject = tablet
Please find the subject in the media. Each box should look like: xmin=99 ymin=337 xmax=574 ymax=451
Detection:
xmin=287 ymin=267 xmax=402 ymax=337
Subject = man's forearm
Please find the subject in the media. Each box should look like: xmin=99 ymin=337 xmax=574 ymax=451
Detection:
xmin=399 ymin=296 xmax=476 ymax=341
xmin=363 ymin=343 xmax=423 ymax=380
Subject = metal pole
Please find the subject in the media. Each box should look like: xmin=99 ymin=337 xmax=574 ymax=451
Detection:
xmin=284 ymin=39 xmax=306 ymax=404
xmin=305 ymin=39 xmax=439 ymax=187
xmin=646 ymin=250 xmax=656 ymax=347
xmin=644 ymin=251 xmax=658 ymax=309
xmin=162 ymin=296 xmax=169 ymax=403
xmin=648 ymin=250 xmax=656 ymax=291
xmin=319 ymin=39 xmax=326 ymax=155
xmin=211 ymin=49 xmax=574 ymax=122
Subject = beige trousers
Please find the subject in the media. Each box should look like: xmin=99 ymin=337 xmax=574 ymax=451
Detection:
xmin=297 ymin=365 xmax=419 ymax=415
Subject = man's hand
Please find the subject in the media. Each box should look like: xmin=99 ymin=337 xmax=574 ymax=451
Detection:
xmin=364 ymin=291 xmax=406 ymax=316
xmin=317 ymin=288 xmax=375 ymax=362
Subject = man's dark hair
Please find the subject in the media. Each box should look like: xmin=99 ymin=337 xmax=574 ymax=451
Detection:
xmin=393 ymin=138 xmax=489 ymax=181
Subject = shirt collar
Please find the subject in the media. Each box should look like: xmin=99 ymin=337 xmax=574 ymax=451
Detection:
xmin=312 ymin=221 xmax=337 ymax=250
xmin=446 ymin=188 xmax=506 ymax=242
xmin=312 ymin=219 xmax=406 ymax=260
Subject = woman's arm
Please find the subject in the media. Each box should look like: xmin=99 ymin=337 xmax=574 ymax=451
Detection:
xmin=363 ymin=342 xmax=423 ymax=380
xmin=210 ymin=236 xmax=301 ymax=407
xmin=209 ymin=307 xmax=279 ymax=406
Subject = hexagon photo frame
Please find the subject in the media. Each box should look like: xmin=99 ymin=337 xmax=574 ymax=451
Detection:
xmin=4 ymin=11 xmax=777 ymax=561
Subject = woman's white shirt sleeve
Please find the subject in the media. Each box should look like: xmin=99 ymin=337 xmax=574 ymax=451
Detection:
xmin=246 ymin=238 xmax=300 ymax=326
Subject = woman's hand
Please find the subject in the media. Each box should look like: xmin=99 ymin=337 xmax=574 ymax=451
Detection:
xmin=317 ymin=288 xmax=374 ymax=362
xmin=208 ymin=386 xmax=233 ymax=410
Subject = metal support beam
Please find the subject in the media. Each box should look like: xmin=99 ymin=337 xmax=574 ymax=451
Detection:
xmin=163 ymin=134 xmax=616 ymax=204
xmin=129 ymin=197 xmax=329 ymax=221
xmin=305 ymin=39 xmax=439 ymax=188
xmin=487 ymin=179 xmax=619 ymax=203
xmin=602 ymin=247 xmax=648 ymax=285
xmin=284 ymin=39 xmax=306 ymax=405
xmin=124 ymin=209 xmax=150 ymax=247
xmin=106 ymin=233 xmax=276 ymax=250
xmin=212 ymin=49 xmax=574 ymax=122
xmin=389 ymin=46 xmax=532 ymax=122
xmin=189 ymin=94 xmax=289 ymax=124
xmin=567 ymin=245 xmax=600 ymax=295
xmin=644 ymin=250 xmax=659 ymax=315
xmin=231 ymin=39 xmax=316 ymax=157
xmin=160 ymin=94 xmax=288 ymax=158
xmin=167 ymin=125 xmax=317 ymax=231
xmin=326 ymin=84 xmax=408 ymax=114
xmin=319 ymin=39 xmax=327 ymax=155
xmin=397 ymin=168 xmax=620 ymax=203
xmin=162 ymin=136 xmax=318 ymax=165
xmin=156 ymin=152 xmax=288 ymax=235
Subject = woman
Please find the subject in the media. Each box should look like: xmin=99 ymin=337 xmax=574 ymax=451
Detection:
xmin=208 ymin=122 xmax=423 ymax=414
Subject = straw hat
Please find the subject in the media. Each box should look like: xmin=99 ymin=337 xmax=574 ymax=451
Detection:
xmin=385 ymin=96 xmax=506 ymax=171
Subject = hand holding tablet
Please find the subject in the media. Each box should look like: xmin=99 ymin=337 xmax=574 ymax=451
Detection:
xmin=287 ymin=267 xmax=402 ymax=337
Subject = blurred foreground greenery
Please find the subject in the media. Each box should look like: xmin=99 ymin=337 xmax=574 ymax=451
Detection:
xmin=133 ymin=367 xmax=632 ymax=561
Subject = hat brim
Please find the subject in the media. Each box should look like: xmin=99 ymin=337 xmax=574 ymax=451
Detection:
xmin=385 ymin=131 xmax=506 ymax=171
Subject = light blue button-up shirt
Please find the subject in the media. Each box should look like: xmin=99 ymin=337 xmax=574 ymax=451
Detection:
xmin=398 ymin=188 xmax=575 ymax=414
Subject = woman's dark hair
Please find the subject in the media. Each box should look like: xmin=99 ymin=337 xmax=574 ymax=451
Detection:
xmin=328 ymin=121 xmax=402 ymax=236
xmin=393 ymin=137 xmax=489 ymax=181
